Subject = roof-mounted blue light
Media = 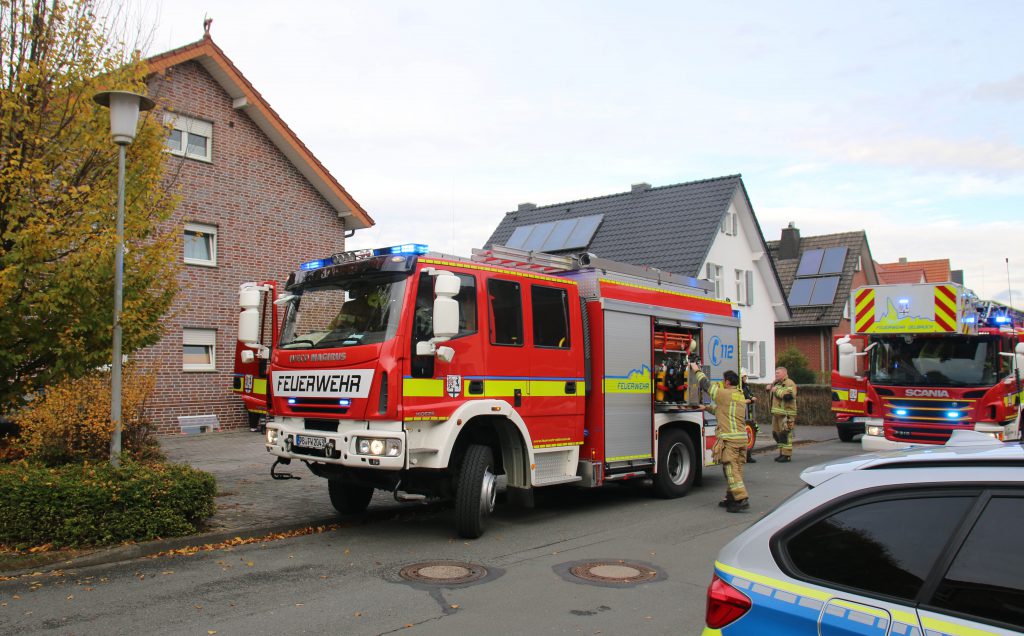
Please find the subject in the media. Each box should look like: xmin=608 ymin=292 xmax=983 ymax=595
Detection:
xmin=300 ymin=258 xmax=332 ymax=271
xmin=995 ymin=315 xmax=1010 ymax=324
xmin=374 ymin=243 xmax=428 ymax=256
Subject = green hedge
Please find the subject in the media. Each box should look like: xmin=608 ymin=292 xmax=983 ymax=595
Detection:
xmin=0 ymin=460 xmax=216 ymax=549
xmin=749 ymin=384 xmax=836 ymax=427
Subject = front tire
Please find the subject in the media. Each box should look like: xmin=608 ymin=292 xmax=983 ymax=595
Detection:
xmin=455 ymin=445 xmax=497 ymax=539
xmin=838 ymin=427 xmax=856 ymax=442
xmin=653 ymin=429 xmax=696 ymax=498
xmin=328 ymin=480 xmax=373 ymax=515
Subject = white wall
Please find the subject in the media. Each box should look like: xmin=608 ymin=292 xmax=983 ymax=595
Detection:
xmin=700 ymin=192 xmax=788 ymax=382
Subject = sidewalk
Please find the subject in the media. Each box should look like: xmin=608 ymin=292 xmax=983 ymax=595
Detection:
xmin=0 ymin=425 xmax=837 ymax=575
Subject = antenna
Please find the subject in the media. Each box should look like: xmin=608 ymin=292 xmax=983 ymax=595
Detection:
xmin=1008 ymin=258 xmax=1016 ymax=314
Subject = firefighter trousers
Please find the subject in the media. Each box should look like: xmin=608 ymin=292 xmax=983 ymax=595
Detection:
xmin=772 ymin=413 xmax=796 ymax=457
xmin=720 ymin=441 xmax=748 ymax=502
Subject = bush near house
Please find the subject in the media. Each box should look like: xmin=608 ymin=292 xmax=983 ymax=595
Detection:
xmin=775 ymin=346 xmax=818 ymax=385
xmin=749 ymin=384 xmax=835 ymax=427
xmin=0 ymin=460 xmax=215 ymax=549
xmin=0 ymin=368 xmax=217 ymax=549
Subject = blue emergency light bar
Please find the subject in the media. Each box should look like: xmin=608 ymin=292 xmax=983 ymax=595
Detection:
xmin=299 ymin=244 xmax=429 ymax=271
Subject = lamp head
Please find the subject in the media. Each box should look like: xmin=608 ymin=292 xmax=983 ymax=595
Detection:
xmin=93 ymin=90 xmax=156 ymax=145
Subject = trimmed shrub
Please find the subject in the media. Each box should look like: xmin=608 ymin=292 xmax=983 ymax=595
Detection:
xmin=775 ymin=346 xmax=817 ymax=385
xmin=750 ymin=383 xmax=835 ymax=426
xmin=11 ymin=366 xmax=160 ymax=465
xmin=0 ymin=460 xmax=216 ymax=549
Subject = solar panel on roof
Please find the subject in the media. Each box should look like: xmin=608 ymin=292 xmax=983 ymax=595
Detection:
xmin=502 ymin=214 xmax=604 ymax=253
xmin=788 ymin=278 xmax=814 ymax=305
xmin=505 ymin=226 xmax=533 ymax=249
xmin=819 ymin=247 xmax=848 ymax=275
xmin=796 ymin=249 xmax=824 ymax=276
xmin=809 ymin=275 xmax=840 ymax=305
xmin=521 ymin=221 xmax=556 ymax=251
xmin=563 ymin=214 xmax=603 ymax=250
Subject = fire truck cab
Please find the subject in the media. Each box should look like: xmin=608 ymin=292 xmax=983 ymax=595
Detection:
xmin=239 ymin=244 xmax=740 ymax=538
xmin=833 ymin=282 xmax=1023 ymax=451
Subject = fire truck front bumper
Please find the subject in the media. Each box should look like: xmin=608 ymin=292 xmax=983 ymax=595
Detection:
xmin=264 ymin=417 xmax=405 ymax=470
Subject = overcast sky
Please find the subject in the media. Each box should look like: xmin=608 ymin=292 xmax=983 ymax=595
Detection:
xmin=147 ymin=1 xmax=1023 ymax=307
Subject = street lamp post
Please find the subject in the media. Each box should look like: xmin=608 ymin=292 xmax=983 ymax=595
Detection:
xmin=93 ymin=90 xmax=155 ymax=467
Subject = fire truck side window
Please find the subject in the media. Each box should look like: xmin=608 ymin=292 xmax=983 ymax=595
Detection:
xmin=487 ymin=279 xmax=523 ymax=346
xmin=531 ymin=285 xmax=570 ymax=349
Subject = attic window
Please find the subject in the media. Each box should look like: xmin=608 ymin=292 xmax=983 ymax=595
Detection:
xmin=504 ymin=214 xmax=604 ymax=252
xmin=164 ymin=113 xmax=212 ymax=162
xmin=720 ymin=210 xmax=738 ymax=236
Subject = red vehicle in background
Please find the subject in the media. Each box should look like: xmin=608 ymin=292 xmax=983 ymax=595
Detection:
xmin=233 ymin=280 xmax=278 ymax=432
xmin=237 ymin=243 xmax=743 ymax=537
xmin=832 ymin=282 xmax=1023 ymax=449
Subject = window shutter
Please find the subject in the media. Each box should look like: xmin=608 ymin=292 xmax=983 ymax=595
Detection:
xmin=745 ymin=270 xmax=754 ymax=306
xmin=759 ymin=341 xmax=767 ymax=378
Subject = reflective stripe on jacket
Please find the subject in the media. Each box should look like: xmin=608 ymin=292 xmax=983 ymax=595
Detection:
xmin=696 ymin=371 xmax=748 ymax=441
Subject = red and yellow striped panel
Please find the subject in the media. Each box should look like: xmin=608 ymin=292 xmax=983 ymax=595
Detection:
xmin=933 ymin=285 xmax=957 ymax=332
xmin=854 ymin=288 xmax=876 ymax=333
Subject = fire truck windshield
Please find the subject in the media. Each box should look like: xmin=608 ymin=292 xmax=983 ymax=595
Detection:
xmin=278 ymin=274 xmax=408 ymax=350
xmin=868 ymin=336 xmax=1003 ymax=387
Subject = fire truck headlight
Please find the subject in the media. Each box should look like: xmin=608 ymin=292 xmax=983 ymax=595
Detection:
xmin=266 ymin=428 xmax=279 ymax=445
xmin=386 ymin=439 xmax=402 ymax=457
xmin=866 ymin=425 xmax=883 ymax=437
xmin=369 ymin=439 xmax=386 ymax=456
xmin=357 ymin=438 xmax=371 ymax=454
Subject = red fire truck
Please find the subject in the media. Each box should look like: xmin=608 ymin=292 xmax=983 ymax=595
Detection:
xmin=232 ymin=280 xmax=279 ymax=431
xmin=238 ymin=243 xmax=741 ymax=538
xmin=832 ymin=282 xmax=1023 ymax=450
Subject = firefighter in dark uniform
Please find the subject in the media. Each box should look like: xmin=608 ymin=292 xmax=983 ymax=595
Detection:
xmin=691 ymin=363 xmax=750 ymax=513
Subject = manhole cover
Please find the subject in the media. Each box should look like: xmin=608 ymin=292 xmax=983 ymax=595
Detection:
xmin=399 ymin=561 xmax=487 ymax=585
xmin=567 ymin=560 xmax=661 ymax=585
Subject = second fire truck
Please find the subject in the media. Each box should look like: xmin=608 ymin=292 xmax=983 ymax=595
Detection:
xmin=832 ymin=281 xmax=1023 ymax=450
xmin=238 ymin=244 xmax=741 ymax=537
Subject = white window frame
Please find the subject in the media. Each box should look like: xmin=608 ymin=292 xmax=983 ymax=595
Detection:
xmin=164 ymin=113 xmax=213 ymax=162
xmin=707 ymin=263 xmax=724 ymax=299
xmin=742 ymin=340 xmax=763 ymax=379
xmin=184 ymin=222 xmax=217 ymax=267
xmin=183 ymin=328 xmax=216 ymax=372
xmin=734 ymin=269 xmax=747 ymax=306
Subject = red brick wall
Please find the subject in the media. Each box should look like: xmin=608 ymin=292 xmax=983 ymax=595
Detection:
xmin=775 ymin=327 xmax=832 ymax=376
xmin=135 ymin=62 xmax=349 ymax=434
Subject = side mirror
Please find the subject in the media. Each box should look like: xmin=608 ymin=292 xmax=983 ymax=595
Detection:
xmin=1002 ymin=342 xmax=1024 ymax=374
xmin=416 ymin=270 xmax=461 ymax=361
xmin=239 ymin=284 xmax=263 ymax=344
xmin=837 ymin=337 xmax=858 ymax=379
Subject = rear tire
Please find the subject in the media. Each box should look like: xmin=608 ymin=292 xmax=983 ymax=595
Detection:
xmin=328 ymin=480 xmax=373 ymax=515
xmin=455 ymin=445 xmax=497 ymax=539
xmin=837 ymin=426 xmax=855 ymax=443
xmin=653 ymin=429 xmax=696 ymax=498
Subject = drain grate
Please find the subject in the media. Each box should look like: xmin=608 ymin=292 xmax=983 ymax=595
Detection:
xmin=398 ymin=561 xmax=488 ymax=585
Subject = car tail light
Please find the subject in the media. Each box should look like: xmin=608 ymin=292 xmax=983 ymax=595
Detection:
xmin=706 ymin=573 xmax=751 ymax=629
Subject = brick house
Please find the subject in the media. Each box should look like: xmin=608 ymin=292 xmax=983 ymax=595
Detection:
xmin=876 ymin=257 xmax=962 ymax=285
xmin=134 ymin=35 xmax=374 ymax=434
xmin=484 ymin=176 xmax=791 ymax=381
xmin=767 ymin=225 xmax=879 ymax=377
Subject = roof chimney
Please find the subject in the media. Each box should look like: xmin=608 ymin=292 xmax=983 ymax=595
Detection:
xmin=517 ymin=202 xmax=537 ymax=212
xmin=899 ymin=257 xmax=908 ymax=265
xmin=631 ymin=182 xmax=651 ymax=193
xmin=779 ymin=222 xmax=801 ymax=260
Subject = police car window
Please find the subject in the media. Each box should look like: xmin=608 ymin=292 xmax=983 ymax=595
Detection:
xmin=531 ymin=285 xmax=570 ymax=349
xmin=931 ymin=496 xmax=1024 ymax=629
xmin=785 ymin=496 xmax=974 ymax=601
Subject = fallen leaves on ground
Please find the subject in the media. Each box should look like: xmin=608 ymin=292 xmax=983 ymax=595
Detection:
xmin=150 ymin=525 xmax=341 ymax=559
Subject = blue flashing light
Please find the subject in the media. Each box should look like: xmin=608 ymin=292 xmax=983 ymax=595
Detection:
xmin=287 ymin=398 xmax=297 ymax=405
xmin=374 ymin=243 xmax=428 ymax=256
xmin=946 ymin=411 xmax=960 ymax=419
xmin=995 ymin=315 xmax=1010 ymax=324
xmin=300 ymin=258 xmax=331 ymax=271
xmin=963 ymin=316 xmax=976 ymax=324
xmin=894 ymin=409 xmax=908 ymax=417
xmin=338 ymin=399 xmax=352 ymax=407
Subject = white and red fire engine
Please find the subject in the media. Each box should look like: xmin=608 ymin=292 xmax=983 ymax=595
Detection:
xmin=832 ymin=282 xmax=1023 ymax=450
xmin=238 ymin=243 xmax=741 ymax=538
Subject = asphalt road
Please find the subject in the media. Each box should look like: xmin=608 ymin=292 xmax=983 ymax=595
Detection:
xmin=0 ymin=439 xmax=859 ymax=636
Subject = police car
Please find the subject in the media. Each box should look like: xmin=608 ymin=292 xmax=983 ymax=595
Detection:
xmin=703 ymin=430 xmax=1024 ymax=635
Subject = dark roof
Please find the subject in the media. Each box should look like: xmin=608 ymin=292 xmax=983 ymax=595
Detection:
xmin=767 ymin=231 xmax=873 ymax=328
xmin=485 ymin=175 xmax=743 ymax=278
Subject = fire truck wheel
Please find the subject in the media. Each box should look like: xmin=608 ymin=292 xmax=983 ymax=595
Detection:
xmin=455 ymin=444 xmax=497 ymax=539
xmin=328 ymin=480 xmax=374 ymax=515
xmin=653 ymin=429 xmax=695 ymax=499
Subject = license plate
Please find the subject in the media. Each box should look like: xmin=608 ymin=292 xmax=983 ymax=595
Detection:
xmin=294 ymin=434 xmax=327 ymax=449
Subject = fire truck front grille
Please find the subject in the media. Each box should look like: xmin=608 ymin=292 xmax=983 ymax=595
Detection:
xmin=882 ymin=396 xmax=976 ymax=445
xmin=285 ymin=397 xmax=351 ymax=416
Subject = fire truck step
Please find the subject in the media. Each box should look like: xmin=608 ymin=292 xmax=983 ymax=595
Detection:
xmin=534 ymin=475 xmax=583 ymax=487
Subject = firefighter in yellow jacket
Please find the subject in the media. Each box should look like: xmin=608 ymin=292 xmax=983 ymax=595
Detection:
xmin=770 ymin=366 xmax=798 ymax=463
xmin=691 ymin=364 xmax=750 ymax=513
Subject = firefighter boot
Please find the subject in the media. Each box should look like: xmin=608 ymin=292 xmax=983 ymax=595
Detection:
xmin=726 ymin=498 xmax=750 ymax=513
xmin=718 ymin=492 xmax=735 ymax=508
xmin=746 ymin=450 xmax=756 ymax=463
xmin=774 ymin=455 xmax=791 ymax=463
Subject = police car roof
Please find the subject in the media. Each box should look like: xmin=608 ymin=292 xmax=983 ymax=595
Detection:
xmin=800 ymin=430 xmax=1024 ymax=488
